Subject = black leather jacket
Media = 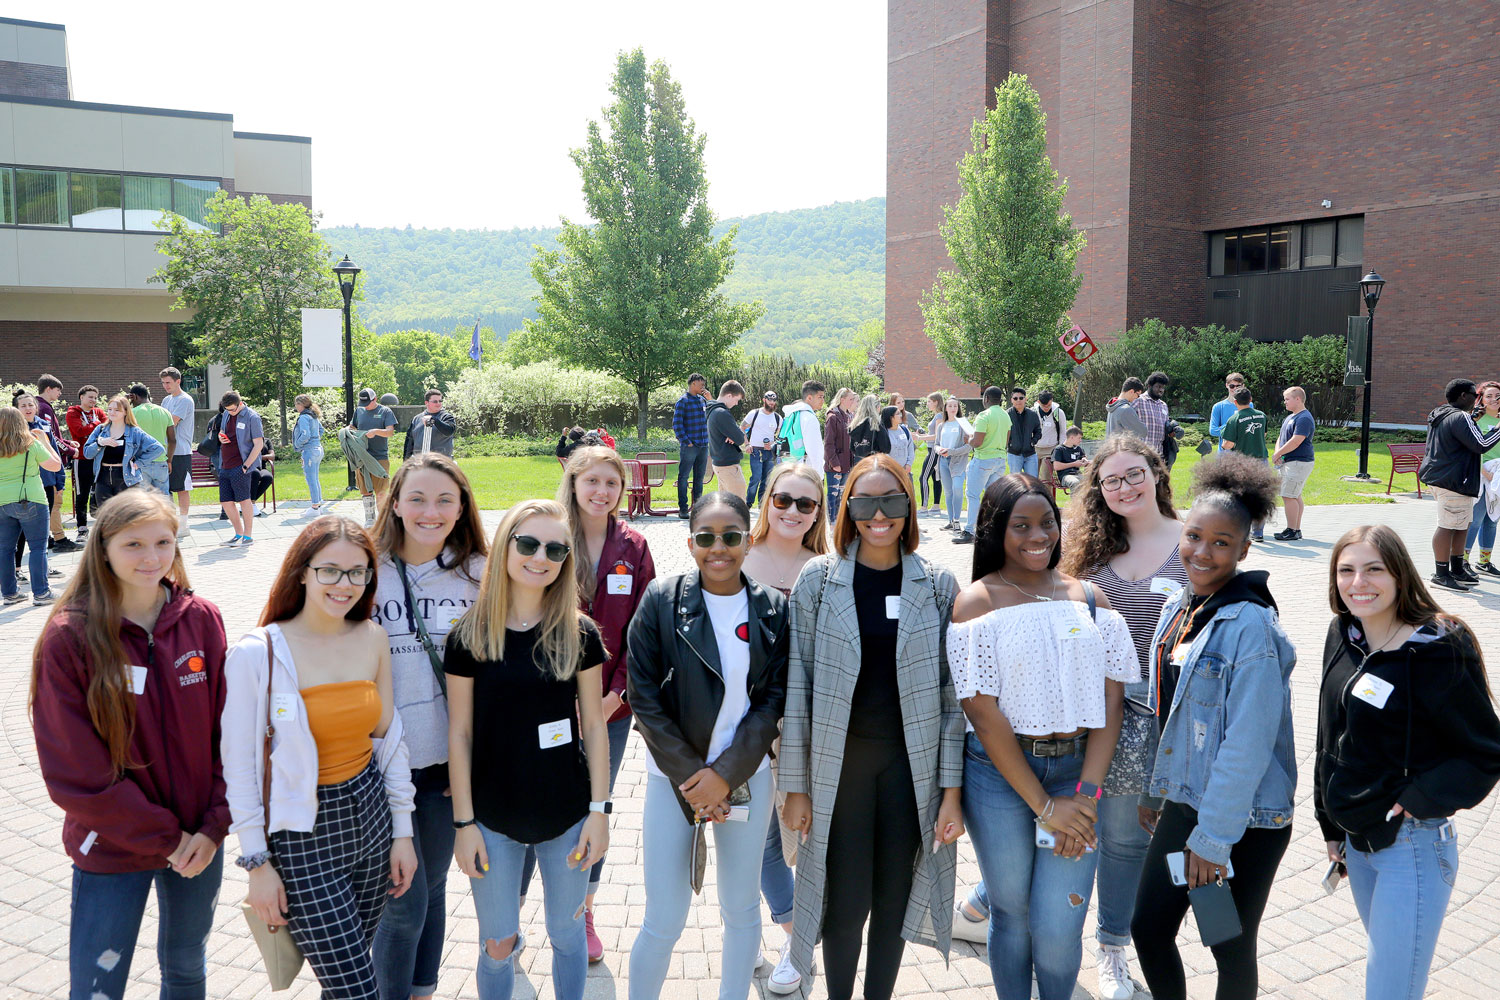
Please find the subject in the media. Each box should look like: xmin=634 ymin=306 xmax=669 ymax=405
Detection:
xmin=626 ymin=570 xmax=788 ymax=805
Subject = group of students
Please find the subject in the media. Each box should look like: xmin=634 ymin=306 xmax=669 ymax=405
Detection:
xmin=27 ymin=427 xmax=1500 ymax=1000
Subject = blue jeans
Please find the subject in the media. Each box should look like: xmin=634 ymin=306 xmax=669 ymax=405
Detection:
xmin=469 ymin=817 xmax=590 ymax=1000
xmin=677 ymin=444 xmax=710 ymax=512
xmin=301 ymin=446 xmax=324 ymax=506
xmin=761 ymin=797 xmax=795 ymax=925
xmin=1094 ymin=792 xmax=1151 ymax=946
xmin=1007 ymin=452 xmax=1039 ymax=477
xmin=961 ymin=734 xmax=1097 ymax=1000
xmin=521 ymin=717 xmax=632 ymax=897
xmin=746 ymin=448 xmax=779 ymax=506
xmin=1346 ymin=817 xmax=1457 ymax=1000
xmin=826 ymin=469 xmax=846 ymax=523
xmin=965 ymin=457 xmax=1005 ymax=533
xmin=138 ymin=460 xmax=170 ymax=496
xmin=374 ymin=763 xmax=454 ymax=1000
xmin=1466 ymin=497 xmax=1496 ymax=553
xmin=630 ymin=768 xmax=773 ymax=1000
xmin=940 ymin=459 xmax=966 ymax=525
xmin=69 ymin=853 xmax=223 ymax=1000
xmin=0 ymin=499 xmax=50 ymax=598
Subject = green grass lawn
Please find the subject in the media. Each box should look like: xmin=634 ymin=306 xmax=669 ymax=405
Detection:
xmin=274 ymin=441 xmax=1407 ymax=512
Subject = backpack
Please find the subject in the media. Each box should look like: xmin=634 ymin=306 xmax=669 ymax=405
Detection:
xmin=777 ymin=409 xmax=807 ymax=459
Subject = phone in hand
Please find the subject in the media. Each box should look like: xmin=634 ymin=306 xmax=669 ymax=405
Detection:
xmin=1322 ymin=858 xmax=1346 ymax=894
xmin=1167 ymin=850 xmax=1235 ymax=886
xmin=1035 ymin=819 xmax=1094 ymax=853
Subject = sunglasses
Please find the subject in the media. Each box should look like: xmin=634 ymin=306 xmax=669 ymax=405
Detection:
xmin=1099 ymin=467 xmax=1149 ymax=492
xmin=692 ymin=530 xmax=746 ymax=549
xmin=511 ymin=533 xmax=571 ymax=562
xmin=770 ymin=492 xmax=819 ymax=514
xmin=309 ymin=565 xmax=374 ymax=586
xmin=846 ymin=493 xmax=910 ymax=521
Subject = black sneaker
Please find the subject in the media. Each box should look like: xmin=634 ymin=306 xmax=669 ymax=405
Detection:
xmin=1251 ymin=531 xmax=1264 ymax=542
xmin=1478 ymin=562 xmax=1500 ymax=577
xmin=1454 ymin=562 xmax=1481 ymax=584
xmin=50 ymin=536 xmax=81 ymax=553
xmin=940 ymin=522 xmax=955 ymax=531
xmin=954 ymin=531 xmax=975 ymax=545
xmin=1431 ymin=570 xmax=1474 ymax=592
xmin=1272 ymin=527 xmax=1299 ymax=541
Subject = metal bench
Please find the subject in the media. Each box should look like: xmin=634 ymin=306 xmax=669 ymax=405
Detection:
xmin=1385 ymin=442 xmax=1425 ymax=497
xmin=190 ymin=452 xmax=277 ymax=511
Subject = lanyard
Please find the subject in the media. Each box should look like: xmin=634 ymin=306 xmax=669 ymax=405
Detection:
xmin=1154 ymin=602 xmax=1204 ymax=710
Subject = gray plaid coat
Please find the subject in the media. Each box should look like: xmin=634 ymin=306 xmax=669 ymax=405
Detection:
xmin=780 ymin=543 xmax=963 ymax=977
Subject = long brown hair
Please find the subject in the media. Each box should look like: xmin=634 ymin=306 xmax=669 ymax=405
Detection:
xmin=29 ymin=490 xmax=187 ymax=775
xmin=260 ymin=517 xmax=379 ymax=625
xmin=1061 ymin=435 xmax=1176 ymax=577
xmin=0 ymin=407 xmax=33 ymax=458
xmin=374 ymin=453 xmax=488 ymax=581
xmin=748 ymin=462 xmax=828 ymax=555
xmin=556 ymin=446 xmax=629 ymax=596
xmin=832 ymin=454 xmax=920 ymax=555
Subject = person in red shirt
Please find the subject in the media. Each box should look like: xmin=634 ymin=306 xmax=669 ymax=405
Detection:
xmin=65 ymin=385 xmax=108 ymax=540
xmin=30 ymin=489 xmax=229 ymax=1000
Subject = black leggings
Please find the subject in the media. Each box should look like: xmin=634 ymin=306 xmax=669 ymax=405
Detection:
xmin=822 ymin=735 xmax=921 ymax=1000
xmin=917 ymin=447 xmax=942 ymax=508
xmin=1130 ymin=800 xmax=1291 ymax=1000
xmin=74 ymin=460 xmax=96 ymax=527
xmin=94 ymin=467 xmax=129 ymax=509
xmin=16 ymin=485 xmax=54 ymax=567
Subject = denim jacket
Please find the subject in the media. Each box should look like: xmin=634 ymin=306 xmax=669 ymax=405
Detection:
xmin=1144 ymin=571 xmax=1297 ymax=865
xmin=82 ymin=424 xmax=166 ymax=486
xmin=292 ymin=411 xmax=324 ymax=453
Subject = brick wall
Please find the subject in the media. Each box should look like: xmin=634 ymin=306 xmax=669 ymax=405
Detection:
xmin=0 ymin=60 xmax=68 ymax=99
xmin=0 ymin=322 xmax=171 ymax=399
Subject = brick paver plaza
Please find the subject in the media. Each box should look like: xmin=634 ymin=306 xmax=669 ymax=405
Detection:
xmin=1 ymin=493 xmax=1496 ymax=999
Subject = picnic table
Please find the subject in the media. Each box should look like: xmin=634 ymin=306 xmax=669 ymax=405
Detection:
xmin=625 ymin=455 xmax=682 ymax=518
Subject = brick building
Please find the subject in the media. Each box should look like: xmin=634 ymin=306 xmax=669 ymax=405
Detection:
xmin=887 ymin=0 xmax=1499 ymax=425
xmin=0 ymin=16 xmax=312 ymax=404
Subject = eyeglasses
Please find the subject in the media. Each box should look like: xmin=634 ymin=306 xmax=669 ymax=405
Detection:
xmin=846 ymin=493 xmax=910 ymax=521
xmin=692 ymin=530 xmax=746 ymax=549
xmin=309 ymin=565 xmax=374 ymax=586
xmin=511 ymin=534 xmax=571 ymax=562
xmin=1099 ymin=468 xmax=1149 ymax=492
xmin=770 ymin=492 xmax=819 ymax=514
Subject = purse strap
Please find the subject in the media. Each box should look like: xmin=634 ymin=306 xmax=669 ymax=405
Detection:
xmin=260 ymin=630 xmax=276 ymax=832
xmin=392 ymin=554 xmax=448 ymax=695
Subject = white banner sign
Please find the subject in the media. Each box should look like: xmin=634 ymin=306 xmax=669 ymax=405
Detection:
xmin=301 ymin=308 xmax=343 ymax=387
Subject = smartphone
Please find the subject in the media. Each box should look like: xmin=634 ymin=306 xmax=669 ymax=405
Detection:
xmin=1167 ymin=851 xmax=1235 ymax=886
xmin=725 ymin=805 xmax=750 ymax=822
xmin=1034 ymin=819 xmax=1094 ymax=853
xmin=1322 ymin=858 xmax=1346 ymax=895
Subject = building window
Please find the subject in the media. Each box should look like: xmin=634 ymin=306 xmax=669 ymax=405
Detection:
xmin=124 ymin=175 xmax=172 ymax=231
xmin=14 ymin=168 xmax=68 ymax=227
xmin=1209 ymin=216 xmax=1361 ymax=275
xmin=71 ymin=172 xmax=124 ymax=230
xmin=1337 ymin=217 xmax=1364 ymax=267
xmin=0 ymin=167 xmax=10 ymax=225
xmin=1269 ymin=226 xmax=1300 ymax=271
xmin=172 ymin=179 xmax=219 ymax=231
xmin=1302 ymin=221 xmax=1334 ymax=267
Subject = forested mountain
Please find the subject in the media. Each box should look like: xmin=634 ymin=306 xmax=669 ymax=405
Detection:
xmin=322 ymin=197 xmax=884 ymax=362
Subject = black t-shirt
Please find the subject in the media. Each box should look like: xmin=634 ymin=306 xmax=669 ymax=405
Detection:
xmin=1052 ymin=444 xmax=1085 ymax=467
xmin=444 ymin=619 xmax=606 ymax=844
xmin=850 ymin=562 xmax=905 ymax=741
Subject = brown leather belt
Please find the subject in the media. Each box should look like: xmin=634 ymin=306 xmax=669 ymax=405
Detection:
xmin=1019 ymin=733 xmax=1089 ymax=757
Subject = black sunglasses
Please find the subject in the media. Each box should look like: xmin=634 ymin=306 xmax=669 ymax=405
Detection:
xmin=692 ymin=530 xmax=746 ymax=549
xmin=846 ymin=493 xmax=910 ymax=521
xmin=511 ymin=533 xmax=571 ymax=563
xmin=770 ymin=492 xmax=819 ymax=514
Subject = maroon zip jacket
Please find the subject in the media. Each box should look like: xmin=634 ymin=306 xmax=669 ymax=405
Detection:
xmin=583 ymin=516 xmax=656 ymax=722
xmin=32 ymin=586 xmax=230 ymax=873
xmin=824 ymin=405 xmax=851 ymax=477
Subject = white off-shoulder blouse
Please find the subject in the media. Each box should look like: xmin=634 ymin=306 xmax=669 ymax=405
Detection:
xmin=947 ymin=600 xmax=1140 ymax=735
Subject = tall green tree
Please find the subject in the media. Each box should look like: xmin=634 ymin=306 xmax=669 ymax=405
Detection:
xmin=372 ymin=328 xmax=473 ymax=401
xmin=920 ymin=74 xmax=1085 ymax=391
xmin=530 ymin=48 xmax=763 ymax=437
xmin=154 ymin=191 xmax=338 ymax=442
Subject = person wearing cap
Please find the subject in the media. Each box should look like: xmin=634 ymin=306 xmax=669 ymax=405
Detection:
xmin=351 ymin=387 xmax=397 ymax=522
xmin=741 ymin=390 xmax=783 ymax=506
xmin=127 ymin=383 xmax=175 ymax=497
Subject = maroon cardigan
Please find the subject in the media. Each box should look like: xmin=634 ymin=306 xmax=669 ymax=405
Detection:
xmin=585 ymin=516 xmax=656 ymax=722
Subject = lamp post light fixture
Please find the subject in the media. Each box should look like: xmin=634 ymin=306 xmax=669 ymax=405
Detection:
xmin=1354 ymin=269 xmax=1385 ymax=480
xmin=332 ymin=254 xmax=361 ymax=490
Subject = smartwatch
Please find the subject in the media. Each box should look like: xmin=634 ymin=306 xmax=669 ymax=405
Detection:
xmin=453 ymin=817 xmax=477 ymax=830
xmin=588 ymin=801 xmax=613 ymax=815
xmin=1075 ymin=780 xmax=1103 ymax=800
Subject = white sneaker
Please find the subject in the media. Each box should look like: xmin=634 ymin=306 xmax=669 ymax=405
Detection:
xmin=951 ymin=900 xmax=989 ymax=944
xmin=1097 ymin=943 xmax=1136 ymax=1000
xmin=766 ymin=939 xmax=802 ymax=995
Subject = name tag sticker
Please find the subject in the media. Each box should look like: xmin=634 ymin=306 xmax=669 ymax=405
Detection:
xmin=607 ymin=573 xmax=633 ymax=596
xmin=270 ymin=693 xmax=299 ymax=722
xmin=1063 ymin=624 xmax=1087 ymax=639
xmin=1150 ymin=577 xmax=1184 ymax=598
xmin=885 ymin=595 xmax=901 ymax=620
xmin=1351 ymin=672 xmax=1395 ymax=710
xmin=130 ymin=665 xmax=148 ymax=695
xmin=538 ymin=719 xmax=572 ymax=749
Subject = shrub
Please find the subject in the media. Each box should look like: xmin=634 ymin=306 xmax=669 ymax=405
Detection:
xmin=711 ymin=353 xmax=881 ymax=409
xmin=444 ymin=362 xmax=681 ymax=436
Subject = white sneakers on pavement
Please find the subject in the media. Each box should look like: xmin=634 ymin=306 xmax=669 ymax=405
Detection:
xmin=766 ymin=936 xmax=802 ymax=995
xmin=1097 ymin=943 xmax=1137 ymax=1000
xmin=951 ymin=900 xmax=989 ymax=944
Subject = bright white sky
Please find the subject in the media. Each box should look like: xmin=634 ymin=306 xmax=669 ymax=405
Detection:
xmin=28 ymin=1 xmax=886 ymax=230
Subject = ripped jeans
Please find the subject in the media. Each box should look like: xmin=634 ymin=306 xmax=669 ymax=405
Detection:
xmin=68 ymin=853 xmax=223 ymax=1000
xmin=468 ymin=817 xmax=589 ymax=1000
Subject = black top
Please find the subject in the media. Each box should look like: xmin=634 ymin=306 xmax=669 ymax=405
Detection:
xmin=101 ymin=442 xmax=125 ymax=464
xmin=445 ymin=619 xmax=605 ymax=844
xmin=1052 ymin=443 xmax=1085 ymax=467
xmin=849 ymin=562 xmax=904 ymax=741
xmin=1006 ymin=406 xmax=1043 ymax=457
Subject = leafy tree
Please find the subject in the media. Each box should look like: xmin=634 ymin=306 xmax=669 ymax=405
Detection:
xmin=372 ymin=328 xmax=472 ymax=402
xmin=530 ymin=48 xmax=764 ymax=437
xmin=154 ymin=192 xmax=338 ymax=442
xmin=920 ymin=74 xmax=1085 ymax=391
xmin=835 ymin=319 xmax=885 ymax=382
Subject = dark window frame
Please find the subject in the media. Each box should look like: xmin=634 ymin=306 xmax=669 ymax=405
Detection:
xmin=0 ymin=161 xmax=223 ymax=234
xmin=1207 ymin=215 xmax=1364 ymax=276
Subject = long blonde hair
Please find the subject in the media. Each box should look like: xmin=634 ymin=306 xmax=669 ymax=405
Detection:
xmin=29 ymin=491 xmax=187 ymax=775
xmin=294 ymin=394 xmax=323 ymax=421
xmin=851 ymin=393 xmax=881 ymax=433
xmin=748 ymin=462 xmax=829 ymax=555
xmin=556 ymin=446 xmax=629 ymax=597
xmin=0 ymin=407 xmax=32 ymax=458
xmin=452 ymin=499 xmax=583 ymax=680
xmin=108 ymin=394 xmax=139 ymax=427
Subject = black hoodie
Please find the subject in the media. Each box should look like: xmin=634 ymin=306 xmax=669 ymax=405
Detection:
xmin=1418 ymin=403 xmax=1500 ymax=496
xmin=1157 ymin=571 xmax=1277 ymax=728
xmin=704 ymin=400 xmax=746 ymax=467
xmin=1316 ymin=616 xmax=1500 ymax=853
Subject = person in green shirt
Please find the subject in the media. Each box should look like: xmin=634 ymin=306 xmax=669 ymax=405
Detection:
xmin=1464 ymin=380 xmax=1500 ymax=574
xmin=958 ymin=386 xmax=1011 ymax=544
xmin=127 ymin=384 xmax=175 ymax=498
xmin=1219 ymin=387 xmax=1270 ymax=541
xmin=0 ymin=405 xmax=63 ymax=604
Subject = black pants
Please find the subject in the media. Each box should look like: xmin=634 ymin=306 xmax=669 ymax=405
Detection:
xmin=16 ymin=485 xmax=55 ymax=567
xmin=73 ymin=460 xmax=96 ymax=528
xmin=917 ymin=446 xmax=942 ymax=508
xmin=1131 ymin=800 xmax=1291 ymax=1000
xmin=94 ymin=466 xmax=129 ymax=509
xmin=822 ymin=735 xmax=921 ymax=1000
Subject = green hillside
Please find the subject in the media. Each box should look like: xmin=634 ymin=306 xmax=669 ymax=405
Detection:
xmin=322 ymin=197 xmax=884 ymax=362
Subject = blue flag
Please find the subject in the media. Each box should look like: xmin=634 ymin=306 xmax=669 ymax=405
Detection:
xmin=469 ymin=321 xmax=482 ymax=363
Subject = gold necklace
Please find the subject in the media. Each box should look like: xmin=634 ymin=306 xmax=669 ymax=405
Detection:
xmin=997 ymin=572 xmax=1058 ymax=602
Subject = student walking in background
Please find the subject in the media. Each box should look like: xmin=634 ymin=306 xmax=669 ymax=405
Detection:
xmin=402 ymin=390 xmax=458 ymax=459
xmin=1209 ymin=373 xmax=1247 ymax=451
xmin=82 ymin=394 xmax=166 ymax=511
xmin=292 ymin=395 xmax=327 ymax=511
xmin=932 ymin=396 xmax=971 ymax=533
xmin=160 ymin=367 xmax=197 ymax=524
xmin=958 ymin=386 xmax=1010 ymax=544
xmin=1033 ymin=391 xmax=1068 ymax=486
xmin=706 ymin=380 xmax=749 ymax=500
xmin=1219 ymin=387 xmax=1270 ymax=541
xmin=819 ymin=386 xmax=852 ymax=520
xmin=66 ymin=385 xmax=108 ymax=541
xmin=1131 ymin=455 xmax=1296 ymax=1000
xmin=352 ymin=389 xmax=398 ymax=526
xmin=1105 ymin=378 xmax=1149 ymax=442
xmin=741 ymin=390 xmax=783 ymax=507
xmin=1133 ymin=372 xmax=1171 ymax=457
xmin=673 ymin=374 xmax=712 ymax=517
xmin=1270 ymin=385 xmax=1317 ymax=541
xmin=12 ymin=392 xmax=63 ymax=588
xmin=1418 ymin=378 xmax=1500 ymax=592
xmin=31 ymin=490 xmax=229 ymax=1000
xmin=915 ymin=391 xmax=945 ymax=516
xmin=1463 ymin=380 xmax=1500 ymax=576
xmin=370 ymin=453 xmax=489 ymax=1000
xmin=35 ymin=374 xmax=79 ymax=550
xmin=1318 ymin=524 xmax=1500 ymax=1000
xmin=1005 ymin=388 xmax=1042 ymax=477
xmin=848 ymin=394 xmax=883 ymax=463
xmin=781 ymin=455 xmax=964 ymax=1000
xmin=882 ymin=404 xmax=914 ymax=470
xmin=214 ymin=392 xmax=265 ymax=547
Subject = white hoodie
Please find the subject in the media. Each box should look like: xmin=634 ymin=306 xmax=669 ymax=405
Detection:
xmin=781 ymin=400 xmax=824 ymax=478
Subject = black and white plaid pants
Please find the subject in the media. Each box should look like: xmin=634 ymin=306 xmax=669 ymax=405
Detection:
xmin=271 ymin=763 xmax=393 ymax=1000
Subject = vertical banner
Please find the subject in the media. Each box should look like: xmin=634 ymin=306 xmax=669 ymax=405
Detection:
xmin=1345 ymin=316 xmax=1369 ymax=387
xmin=301 ymin=308 xmax=343 ymax=387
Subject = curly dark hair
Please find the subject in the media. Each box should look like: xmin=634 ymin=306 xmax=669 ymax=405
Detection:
xmin=1061 ymin=436 xmax=1177 ymax=577
xmin=1188 ymin=453 xmax=1280 ymax=539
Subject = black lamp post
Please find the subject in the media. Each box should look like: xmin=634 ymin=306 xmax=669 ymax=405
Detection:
xmin=332 ymin=254 xmax=361 ymax=490
xmin=1354 ymin=269 xmax=1385 ymax=480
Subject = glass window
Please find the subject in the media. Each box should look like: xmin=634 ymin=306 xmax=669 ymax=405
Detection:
xmin=14 ymin=168 xmax=68 ymax=227
xmin=124 ymin=175 xmax=172 ymax=231
xmin=1303 ymin=220 xmax=1335 ymax=268
xmin=1337 ymin=217 xmax=1364 ymax=266
xmin=70 ymin=172 xmax=123 ymax=229
xmin=1269 ymin=225 xmax=1300 ymax=271
xmin=0 ymin=167 xmax=11 ymax=225
xmin=172 ymin=179 xmax=220 ymax=232
xmin=1239 ymin=229 xmax=1268 ymax=272
xmin=1209 ymin=233 xmax=1228 ymax=276
xmin=1222 ymin=232 xmax=1240 ymax=275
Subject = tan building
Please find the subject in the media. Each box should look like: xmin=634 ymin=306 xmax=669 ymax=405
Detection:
xmin=0 ymin=16 xmax=312 ymax=402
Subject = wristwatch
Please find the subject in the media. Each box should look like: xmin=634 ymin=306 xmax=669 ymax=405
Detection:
xmin=1075 ymin=780 xmax=1103 ymax=800
xmin=588 ymin=801 xmax=613 ymax=815
xmin=452 ymin=817 xmax=477 ymax=830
